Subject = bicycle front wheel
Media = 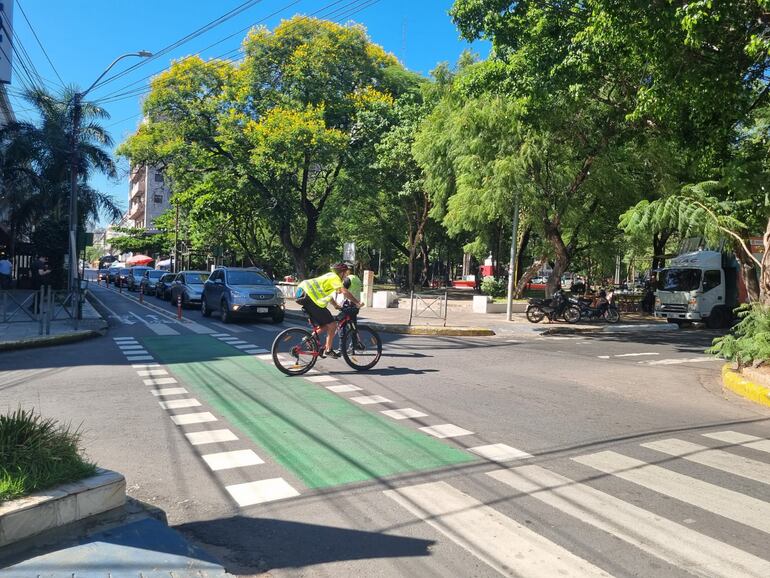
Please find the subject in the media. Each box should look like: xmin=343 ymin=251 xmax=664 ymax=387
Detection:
xmin=272 ymin=328 xmax=319 ymax=376
xmin=342 ymin=325 xmax=382 ymax=371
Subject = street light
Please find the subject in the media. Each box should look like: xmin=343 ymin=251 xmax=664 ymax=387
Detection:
xmin=68 ymin=51 xmax=153 ymax=307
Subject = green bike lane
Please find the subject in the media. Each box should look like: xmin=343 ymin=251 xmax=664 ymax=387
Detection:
xmin=141 ymin=334 xmax=476 ymax=490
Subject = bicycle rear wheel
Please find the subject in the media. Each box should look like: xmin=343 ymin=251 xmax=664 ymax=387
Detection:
xmin=341 ymin=325 xmax=382 ymax=371
xmin=272 ymin=328 xmax=319 ymax=376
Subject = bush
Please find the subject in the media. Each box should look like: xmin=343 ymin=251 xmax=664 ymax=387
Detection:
xmin=0 ymin=408 xmax=96 ymax=502
xmin=708 ymin=304 xmax=770 ymax=368
xmin=481 ymin=277 xmax=506 ymax=298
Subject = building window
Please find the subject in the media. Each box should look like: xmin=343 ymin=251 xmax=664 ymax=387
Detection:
xmin=154 ymin=173 xmax=164 ymax=183
xmin=154 ymin=194 xmax=163 ymax=204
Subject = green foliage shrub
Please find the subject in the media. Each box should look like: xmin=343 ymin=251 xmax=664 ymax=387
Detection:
xmin=0 ymin=408 xmax=96 ymax=502
xmin=708 ymin=305 xmax=770 ymax=367
xmin=481 ymin=277 xmax=506 ymax=298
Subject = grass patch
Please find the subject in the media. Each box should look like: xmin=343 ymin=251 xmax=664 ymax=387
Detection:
xmin=0 ymin=408 xmax=96 ymax=503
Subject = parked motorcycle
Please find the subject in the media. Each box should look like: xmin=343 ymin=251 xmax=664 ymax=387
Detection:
xmin=526 ymin=290 xmax=582 ymax=324
xmin=572 ymin=293 xmax=620 ymax=323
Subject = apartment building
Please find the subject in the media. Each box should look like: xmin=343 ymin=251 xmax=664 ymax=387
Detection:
xmin=127 ymin=164 xmax=171 ymax=231
xmin=0 ymin=84 xmax=14 ymax=255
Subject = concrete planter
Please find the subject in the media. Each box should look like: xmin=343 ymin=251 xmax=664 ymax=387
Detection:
xmin=472 ymin=296 xmax=528 ymax=314
xmin=373 ymin=290 xmax=397 ymax=308
xmin=0 ymin=469 xmax=126 ymax=548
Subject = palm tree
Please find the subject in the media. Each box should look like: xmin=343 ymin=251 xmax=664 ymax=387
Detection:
xmin=1 ymin=88 xmax=123 ymax=285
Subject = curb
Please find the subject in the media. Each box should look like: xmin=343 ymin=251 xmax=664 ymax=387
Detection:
xmin=0 ymin=328 xmax=105 ymax=352
xmin=721 ymin=364 xmax=770 ymax=409
xmin=284 ymin=309 xmax=495 ymax=336
xmin=0 ymin=469 xmax=126 ymax=548
xmin=541 ymin=322 xmax=676 ymax=336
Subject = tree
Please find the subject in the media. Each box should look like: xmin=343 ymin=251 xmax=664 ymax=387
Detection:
xmin=120 ymin=17 xmax=408 ymax=278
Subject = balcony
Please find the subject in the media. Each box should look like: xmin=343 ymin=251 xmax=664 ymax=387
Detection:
xmin=128 ymin=201 xmax=145 ymax=220
xmin=130 ymin=182 xmax=146 ymax=200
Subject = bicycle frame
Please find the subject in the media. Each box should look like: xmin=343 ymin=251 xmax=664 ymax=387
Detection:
xmin=296 ymin=309 xmax=356 ymax=359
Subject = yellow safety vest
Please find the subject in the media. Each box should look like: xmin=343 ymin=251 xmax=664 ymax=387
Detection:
xmin=299 ymin=272 xmax=343 ymax=307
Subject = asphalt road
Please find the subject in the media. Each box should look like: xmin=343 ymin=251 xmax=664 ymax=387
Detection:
xmin=3 ymin=281 xmax=770 ymax=577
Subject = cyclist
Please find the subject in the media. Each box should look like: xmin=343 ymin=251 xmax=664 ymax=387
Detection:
xmin=296 ymin=262 xmax=363 ymax=358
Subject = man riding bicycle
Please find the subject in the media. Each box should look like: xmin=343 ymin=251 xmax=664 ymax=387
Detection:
xmin=296 ymin=262 xmax=363 ymax=358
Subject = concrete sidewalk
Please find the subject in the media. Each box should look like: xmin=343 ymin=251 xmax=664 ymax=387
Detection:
xmin=284 ymin=294 xmax=672 ymax=337
xmin=0 ymin=292 xmax=108 ymax=351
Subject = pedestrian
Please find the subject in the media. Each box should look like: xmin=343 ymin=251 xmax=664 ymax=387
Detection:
xmin=0 ymin=254 xmax=12 ymax=290
xmin=31 ymin=255 xmax=51 ymax=291
xmin=475 ymin=265 xmax=482 ymax=293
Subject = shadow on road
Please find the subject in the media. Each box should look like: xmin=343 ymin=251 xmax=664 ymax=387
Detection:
xmin=177 ymin=515 xmax=434 ymax=574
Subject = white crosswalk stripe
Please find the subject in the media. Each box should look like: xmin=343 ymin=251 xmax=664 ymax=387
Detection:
xmin=387 ymin=433 xmax=770 ymax=577
xmin=488 ymin=465 xmax=770 ymax=578
xmin=385 ymin=481 xmax=611 ymax=577
xmin=642 ymin=438 xmax=770 ymax=486
xmin=574 ymin=450 xmax=770 ymax=534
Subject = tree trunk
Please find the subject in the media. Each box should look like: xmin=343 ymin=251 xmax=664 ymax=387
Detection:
xmin=543 ymin=221 xmax=571 ymax=298
xmin=514 ymin=254 xmax=546 ymax=298
xmin=760 ymin=217 xmax=770 ymax=305
xmin=515 ymin=225 xmax=531 ymax=285
xmin=651 ymin=230 xmax=671 ymax=271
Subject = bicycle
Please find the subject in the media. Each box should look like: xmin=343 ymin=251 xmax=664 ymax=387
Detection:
xmin=271 ymin=304 xmax=383 ymax=376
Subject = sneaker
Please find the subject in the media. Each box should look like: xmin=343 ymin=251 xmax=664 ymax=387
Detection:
xmin=321 ymin=348 xmax=340 ymax=359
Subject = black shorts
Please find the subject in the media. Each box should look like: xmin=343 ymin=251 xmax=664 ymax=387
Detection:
xmin=297 ymin=294 xmax=334 ymax=327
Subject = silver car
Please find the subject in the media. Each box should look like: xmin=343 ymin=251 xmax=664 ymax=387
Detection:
xmin=201 ymin=267 xmax=284 ymax=323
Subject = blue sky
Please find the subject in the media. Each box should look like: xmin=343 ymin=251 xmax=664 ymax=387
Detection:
xmin=5 ymin=0 xmax=487 ymax=216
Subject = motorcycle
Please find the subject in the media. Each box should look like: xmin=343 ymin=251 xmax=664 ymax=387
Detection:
xmin=526 ymin=290 xmax=582 ymax=324
xmin=572 ymin=294 xmax=620 ymax=323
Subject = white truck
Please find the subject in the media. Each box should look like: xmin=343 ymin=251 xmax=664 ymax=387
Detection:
xmin=654 ymin=249 xmax=745 ymax=329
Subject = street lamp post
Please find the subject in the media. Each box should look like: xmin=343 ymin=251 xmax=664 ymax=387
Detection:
xmin=68 ymin=51 xmax=152 ymax=312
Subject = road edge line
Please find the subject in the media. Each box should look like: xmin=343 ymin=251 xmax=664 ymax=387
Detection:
xmin=722 ymin=364 xmax=770 ymax=409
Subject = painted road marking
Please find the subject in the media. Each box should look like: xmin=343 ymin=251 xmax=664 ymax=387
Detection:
xmin=350 ymin=395 xmax=392 ymax=405
xmin=256 ymin=354 xmax=273 ymax=361
xmin=488 ymin=465 xmax=770 ymax=578
xmin=642 ymin=438 xmax=770 ymax=486
xmin=128 ymin=312 xmax=180 ymax=336
xmin=202 ymin=449 xmax=265 ymax=471
xmin=183 ymin=321 xmax=217 ymax=334
xmin=211 ymin=322 xmax=247 ymax=333
xmin=137 ymin=369 xmax=168 ymax=376
xmin=385 ymin=481 xmax=611 ymax=578
xmin=126 ymin=355 xmax=154 ymax=362
xmin=171 ymin=412 xmax=217 ymax=426
xmin=574 ymin=451 xmax=770 ymax=534
xmin=641 ymin=357 xmax=718 ymax=365
xmin=226 ymin=478 xmax=300 ymax=507
xmin=143 ymin=377 xmax=177 ymax=386
xmin=381 ymin=408 xmax=428 ymax=420
xmin=122 ymin=349 xmax=149 ymax=356
xmin=326 ymin=384 xmax=362 ymax=393
xmin=419 ymin=424 xmax=474 ymax=439
xmin=469 ymin=444 xmax=532 ymax=462
xmin=159 ymin=398 xmax=202 ymax=410
xmin=598 ymin=355 xmax=610 ymax=359
xmin=703 ymin=431 xmax=770 ymax=453
xmin=113 ymin=337 xmax=137 ymax=341
xmin=185 ymin=429 xmax=239 ymax=446
xmin=143 ymin=334 xmax=475 ymax=488
xmin=305 ymin=375 xmax=338 ymax=383
xmin=209 ymin=333 xmax=229 ymax=337
xmin=151 ymin=387 xmax=188 ymax=397
xmin=234 ymin=344 xmax=256 ymax=349
xmin=118 ymin=344 xmax=145 ymax=350
xmin=133 ymin=363 xmax=160 ymax=369
xmin=226 ymin=340 xmax=249 ymax=345
xmin=242 ymin=348 xmax=262 ymax=354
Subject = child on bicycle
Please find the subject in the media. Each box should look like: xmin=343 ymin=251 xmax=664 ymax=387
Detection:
xmin=296 ymin=262 xmax=362 ymax=358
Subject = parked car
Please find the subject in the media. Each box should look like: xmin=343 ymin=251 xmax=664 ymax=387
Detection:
xmin=201 ymin=267 xmax=285 ymax=323
xmin=107 ymin=263 xmax=125 ymax=283
xmin=170 ymin=271 xmax=210 ymax=307
xmin=126 ymin=266 xmax=153 ymax=291
xmin=114 ymin=267 xmax=131 ymax=288
xmin=139 ymin=270 xmax=165 ymax=296
xmin=155 ymin=273 xmax=176 ymax=300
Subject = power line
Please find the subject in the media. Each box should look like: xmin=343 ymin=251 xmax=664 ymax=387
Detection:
xmin=16 ymin=0 xmax=64 ymax=85
xmin=90 ymin=0 xmax=267 ymax=93
xmin=94 ymin=0 xmax=381 ymax=106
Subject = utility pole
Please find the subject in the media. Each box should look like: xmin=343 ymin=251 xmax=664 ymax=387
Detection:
xmin=506 ymin=198 xmax=521 ymax=321
xmin=68 ymin=93 xmax=82 ymax=296
xmin=174 ymin=202 xmax=179 ymax=273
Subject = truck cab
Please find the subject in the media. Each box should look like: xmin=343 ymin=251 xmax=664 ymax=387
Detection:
xmin=654 ymin=250 xmax=739 ymax=328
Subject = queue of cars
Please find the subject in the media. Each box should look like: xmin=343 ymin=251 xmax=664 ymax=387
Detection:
xmin=99 ymin=264 xmax=285 ymax=324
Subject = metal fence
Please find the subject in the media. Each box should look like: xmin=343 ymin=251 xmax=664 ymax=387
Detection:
xmin=408 ymin=289 xmax=448 ymax=326
xmin=1 ymin=287 xmax=82 ymax=334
